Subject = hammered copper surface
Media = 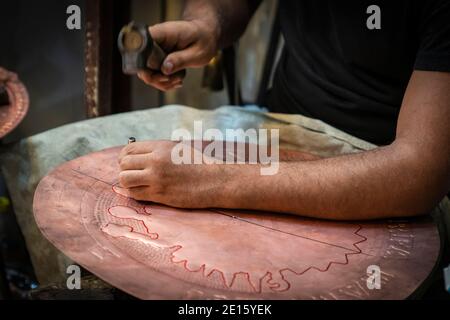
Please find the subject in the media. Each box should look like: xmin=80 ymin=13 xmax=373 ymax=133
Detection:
xmin=0 ymin=67 xmax=29 ymax=139
xmin=33 ymin=146 xmax=440 ymax=300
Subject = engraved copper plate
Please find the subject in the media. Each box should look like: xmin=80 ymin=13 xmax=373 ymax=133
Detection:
xmin=33 ymin=146 xmax=441 ymax=300
xmin=0 ymin=67 xmax=29 ymax=139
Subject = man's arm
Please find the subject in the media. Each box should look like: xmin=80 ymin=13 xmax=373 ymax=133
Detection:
xmin=215 ymin=71 xmax=450 ymax=219
xmin=182 ymin=0 xmax=261 ymax=49
xmin=118 ymin=71 xmax=450 ymax=220
xmin=138 ymin=0 xmax=260 ymax=91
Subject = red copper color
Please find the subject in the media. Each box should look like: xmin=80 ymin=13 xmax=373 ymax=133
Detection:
xmin=0 ymin=67 xmax=29 ymax=139
xmin=33 ymin=145 xmax=440 ymax=299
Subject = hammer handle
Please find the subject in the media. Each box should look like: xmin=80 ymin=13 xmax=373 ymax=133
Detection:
xmin=147 ymin=41 xmax=187 ymax=80
xmin=147 ymin=41 xmax=167 ymax=71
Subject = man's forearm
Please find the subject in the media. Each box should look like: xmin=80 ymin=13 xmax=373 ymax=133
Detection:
xmin=183 ymin=0 xmax=260 ymax=48
xmin=209 ymin=71 xmax=450 ymax=220
xmin=212 ymin=142 xmax=449 ymax=220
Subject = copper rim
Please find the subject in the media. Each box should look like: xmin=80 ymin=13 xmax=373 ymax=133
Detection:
xmin=0 ymin=67 xmax=29 ymax=139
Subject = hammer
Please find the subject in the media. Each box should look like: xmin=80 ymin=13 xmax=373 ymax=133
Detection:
xmin=118 ymin=22 xmax=167 ymax=75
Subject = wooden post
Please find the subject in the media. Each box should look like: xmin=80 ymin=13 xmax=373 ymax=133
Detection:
xmin=85 ymin=0 xmax=131 ymax=118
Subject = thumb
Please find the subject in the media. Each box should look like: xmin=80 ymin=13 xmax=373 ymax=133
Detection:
xmin=162 ymin=46 xmax=198 ymax=75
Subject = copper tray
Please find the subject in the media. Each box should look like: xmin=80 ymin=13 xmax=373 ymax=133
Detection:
xmin=0 ymin=67 xmax=29 ymax=139
xmin=33 ymin=146 xmax=440 ymax=300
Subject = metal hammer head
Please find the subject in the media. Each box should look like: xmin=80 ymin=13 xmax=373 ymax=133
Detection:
xmin=118 ymin=22 xmax=166 ymax=75
xmin=118 ymin=22 xmax=154 ymax=75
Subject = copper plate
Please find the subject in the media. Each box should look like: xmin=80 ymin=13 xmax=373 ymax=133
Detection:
xmin=33 ymin=146 xmax=440 ymax=300
xmin=0 ymin=67 xmax=29 ymax=139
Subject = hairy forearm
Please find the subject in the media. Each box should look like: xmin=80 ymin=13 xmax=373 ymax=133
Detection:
xmin=211 ymin=71 xmax=450 ymax=220
xmin=211 ymin=142 xmax=449 ymax=220
xmin=183 ymin=0 xmax=260 ymax=48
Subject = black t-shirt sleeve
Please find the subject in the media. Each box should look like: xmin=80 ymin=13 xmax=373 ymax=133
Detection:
xmin=414 ymin=0 xmax=450 ymax=72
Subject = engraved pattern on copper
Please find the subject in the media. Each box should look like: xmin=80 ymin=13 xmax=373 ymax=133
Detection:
xmin=33 ymin=146 xmax=441 ymax=299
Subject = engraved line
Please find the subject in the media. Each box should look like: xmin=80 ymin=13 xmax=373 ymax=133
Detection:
xmin=104 ymin=207 xmax=369 ymax=293
xmin=211 ymin=209 xmax=367 ymax=254
xmin=72 ymin=169 xmax=115 ymax=187
xmin=75 ymin=169 xmax=371 ymax=256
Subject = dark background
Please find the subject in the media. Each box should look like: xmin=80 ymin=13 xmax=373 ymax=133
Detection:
xmin=0 ymin=0 xmax=275 ymax=143
xmin=0 ymin=0 xmax=86 ymax=142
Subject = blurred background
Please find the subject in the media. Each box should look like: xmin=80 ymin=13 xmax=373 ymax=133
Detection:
xmin=0 ymin=0 xmax=278 ymax=143
xmin=0 ymin=0 xmax=279 ymax=299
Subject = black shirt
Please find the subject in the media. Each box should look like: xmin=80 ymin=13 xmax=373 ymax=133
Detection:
xmin=267 ymin=0 xmax=450 ymax=145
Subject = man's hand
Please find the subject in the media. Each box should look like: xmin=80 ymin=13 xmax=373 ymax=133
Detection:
xmin=138 ymin=19 xmax=219 ymax=92
xmin=118 ymin=141 xmax=231 ymax=208
xmin=138 ymin=0 xmax=260 ymax=91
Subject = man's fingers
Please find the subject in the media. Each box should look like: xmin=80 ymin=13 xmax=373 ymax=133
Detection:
xmin=138 ymin=70 xmax=165 ymax=83
xmin=119 ymin=170 xmax=149 ymax=189
xmin=138 ymin=70 xmax=167 ymax=91
xmin=127 ymin=187 xmax=151 ymax=202
xmin=118 ymin=142 xmax=153 ymax=163
xmin=119 ymin=140 xmax=177 ymax=163
xmin=149 ymin=23 xmax=177 ymax=50
xmin=120 ymin=154 xmax=150 ymax=171
xmin=137 ymin=70 xmax=184 ymax=91
xmin=137 ymin=71 xmax=170 ymax=91
xmin=149 ymin=22 xmax=196 ymax=52
xmin=162 ymin=47 xmax=199 ymax=75
xmin=142 ymin=69 xmax=186 ymax=84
